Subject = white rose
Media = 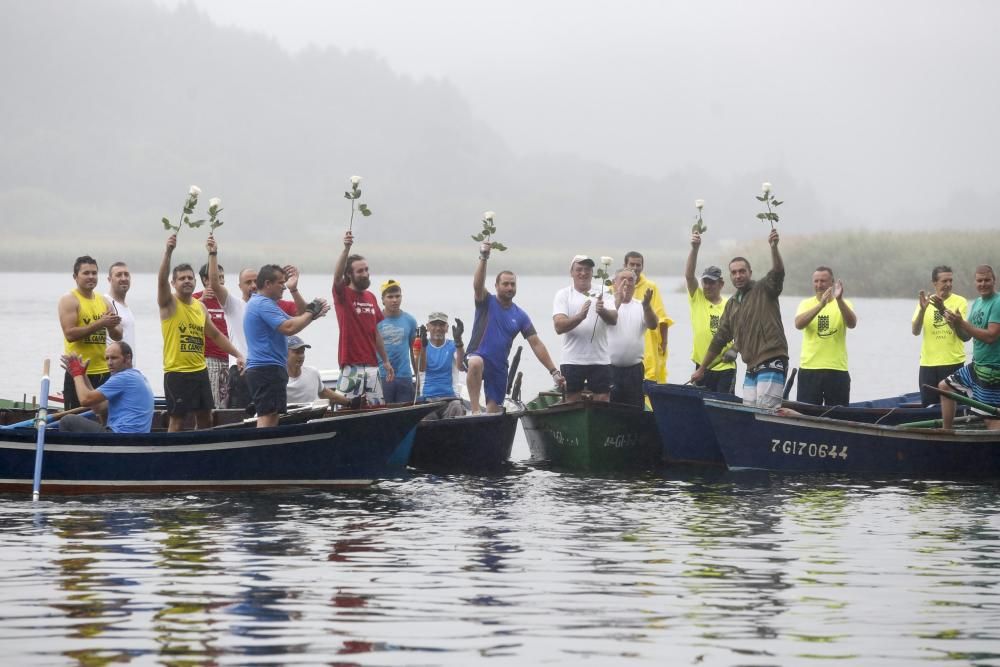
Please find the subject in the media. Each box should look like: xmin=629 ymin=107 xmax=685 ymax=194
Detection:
xmin=483 ymin=210 xmax=495 ymax=221
xmin=189 ymin=185 xmax=201 ymax=196
xmin=208 ymin=197 xmax=222 ymax=209
xmin=695 ymin=199 xmax=705 ymax=209
xmin=600 ymin=256 xmax=614 ymax=266
xmin=350 ymin=175 xmax=362 ymax=185
xmin=762 ymin=182 xmax=772 ymax=194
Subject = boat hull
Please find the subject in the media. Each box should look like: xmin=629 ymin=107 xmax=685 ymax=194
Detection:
xmin=0 ymin=403 xmax=437 ymax=493
xmin=521 ymin=396 xmax=661 ymax=470
xmin=705 ymin=399 xmax=1000 ymax=476
xmin=410 ymin=411 xmax=520 ymax=472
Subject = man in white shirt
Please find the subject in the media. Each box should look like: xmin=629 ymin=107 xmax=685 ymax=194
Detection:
xmin=607 ymin=268 xmax=659 ymax=407
xmin=106 ymin=261 xmax=136 ymax=353
xmin=553 ymin=255 xmax=618 ymax=402
xmin=285 ymin=336 xmax=349 ymax=407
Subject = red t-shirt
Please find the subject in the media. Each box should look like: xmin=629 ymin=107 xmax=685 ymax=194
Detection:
xmin=278 ymin=299 xmax=297 ymax=316
xmin=194 ymin=291 xmax=229 ymax=360
xmin=332 ymin=282 xmax=383 ymax=366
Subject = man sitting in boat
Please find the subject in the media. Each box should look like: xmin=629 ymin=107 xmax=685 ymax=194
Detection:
xmin=285 ymin=335 xmax=349 ymax=408
xmin=794 ymin=266 xmax=857 ymax=406
xmin=912 ymin=265 xmax=968 ymax=406
xmin=939 ymin=264 xmax=1000 ymax=429
xmin=417 ymin=312 xmax=466 ymax=419
xmin=691 ymin=229 xmax=788 ymax=409
xmin=685 ymin=233 xmax=736 ymax=393
xmin=59 ymin=342 xmax=154 ymax=433
xmin=553 ymin=255 xmax=618 ymax=402
xmin=607 ymin=268 xmax=660 ymax=407
xmin=466 ymin=242 xmax=564 ymax=414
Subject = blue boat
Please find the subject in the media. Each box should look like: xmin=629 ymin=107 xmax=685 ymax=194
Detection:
xmin=646 ymin=383 xmax=958 ymax=466
xmin=703 ymin=398 xmax=1000 ymax=477
xmin=0 ymin=403 xmax=438 ymax=494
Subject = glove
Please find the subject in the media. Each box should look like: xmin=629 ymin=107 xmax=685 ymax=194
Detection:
xmin=349 ymin=395 xmax=365 ymax=410
xmin=418 ymin=324 xmax=429 ymax=349
xmin=66 ymin=357 xmax=87 ymax=378
xmin=452 ymin=318 xmax=464 ymax=348
xmin=305 ymin=298 xmax=323 ymax=319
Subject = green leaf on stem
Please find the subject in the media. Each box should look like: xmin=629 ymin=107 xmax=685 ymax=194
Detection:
xmin=756 ymin=213 xmax=767 ymax=220
xmin=490 ymin=241 xmax=507 ymax=251
xmin=187 ymin=218 xmax=206 ymax=228
xmin=162 ymin=217 xmax=172 ymax=230
xmin=344 ymin=192 xmax=353 ymax=199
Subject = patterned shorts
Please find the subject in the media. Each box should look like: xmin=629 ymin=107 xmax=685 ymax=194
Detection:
xmin=336 ymin=365 xmax=384 ymax=406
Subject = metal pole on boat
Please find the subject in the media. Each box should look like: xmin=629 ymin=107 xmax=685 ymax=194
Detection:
xmin=31 ymin=359 xmax=52 ymax=500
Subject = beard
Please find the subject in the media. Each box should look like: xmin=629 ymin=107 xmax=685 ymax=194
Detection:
xmin=352 ymin=276 xmax=371 ymax=291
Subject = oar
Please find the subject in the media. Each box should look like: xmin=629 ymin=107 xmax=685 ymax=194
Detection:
xmin=506 ymin=346 xmax=523 ymax=395
xmin=782 ymin=367 xmax=798 ymax=399
xmin=31 ymin=360 xmax=52 ymax=500
xmin=897 ymin=415 xmax=983 ymax=429
xmin=922 ymin=384 xmax=1000 ymax=417
xmin=2 ymin=406 xmax=91 ymax=430
xmin=511 ymin=371 xmax=524 ymax=405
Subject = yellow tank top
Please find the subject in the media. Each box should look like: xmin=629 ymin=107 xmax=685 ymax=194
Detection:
xmin=161 ymin=298 xmax=208 ymax=373
xmin=64 ymin=289 xmax=110 ymax=375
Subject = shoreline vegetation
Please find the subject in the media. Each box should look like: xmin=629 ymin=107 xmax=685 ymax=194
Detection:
xmin=3 ymin=229 xmax=995 ymax=299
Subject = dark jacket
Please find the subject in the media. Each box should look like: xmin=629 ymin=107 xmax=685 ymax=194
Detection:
xmin=712 ymin=269 xmax=788 ymax=369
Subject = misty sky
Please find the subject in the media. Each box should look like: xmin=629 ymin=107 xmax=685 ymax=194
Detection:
xmin=153 ymin=0 xmax=1000 ymax=226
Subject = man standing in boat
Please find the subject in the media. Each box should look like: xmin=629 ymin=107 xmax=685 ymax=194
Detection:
xmin=205 ymin=235 xmax=306 ymax=409
xmin=158 ymin=234 xmax=244 ymax=431
xmin=607 ymin=268 xmax=659 ymax=407
xmin=59 ymin=342 xmax=154 ymax=434
xmin=794 ymin=266 xmax=857 ymax=406
xmin=939 ymin=265 xmax=1000 ymax=429
xmin=58 ymin=255 xmax=123 ymax=409
xmin=467 ymin=242 xmax=563 ymax=414
xmin=245 ymin=264 xmax=330 ymax=427
xmin=624 ymin=251 xmax=672 ymax=384
xmin=105 ymin=261 xmax=136 ymax=355
xmin=377 ymin=279 xmax=419 ymax=403
xmin=913 ymin=265 xmax=968 ymax=406
xmin=553 ymin=255 xmax=618 ymax=402
xmin=691 ymin=229 xmax=788 ymax=409
xmin=195 ymin=260 xmax=233 ymax=409
xmin=685 ymin=233 xmax=736 ymax=393
xmin=333 ymin=231 xmax=394 ymax=406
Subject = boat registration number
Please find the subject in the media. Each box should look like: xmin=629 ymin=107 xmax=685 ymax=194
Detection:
xmin=603 ymin=433 xmax=639 ymax=449
xmin=771 ymin=439 xmax=848 ymax=460
xmin=546 ymin=430 xmax=580 ymax=447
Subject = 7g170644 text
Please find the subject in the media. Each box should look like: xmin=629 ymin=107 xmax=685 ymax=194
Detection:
xmin=771 ymin=439 xmax=848 ymax=460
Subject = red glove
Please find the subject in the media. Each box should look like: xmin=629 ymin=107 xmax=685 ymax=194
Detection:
xmin=67 ymin=357 xmax=87 ymax=378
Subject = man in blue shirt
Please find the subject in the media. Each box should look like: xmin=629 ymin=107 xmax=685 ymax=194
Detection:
xmin=59 ymin=341 xmax=155 ymax=433
xmin=376 ymin=279 xmax=418 ymax=403
xmin=418 ymin=312 xmax=466 ymax=419
xmin=466 ymin=243 xmax=564 ymax=414
xmin=244 ymin=264 xmax=330 ymax=427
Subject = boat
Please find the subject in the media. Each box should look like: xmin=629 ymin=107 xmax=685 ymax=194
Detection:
xmin=409 ymin=409 xmax=521 ymax=472
xmin=703 ymin=398 xmax=999 ymax=477
xmin=0 ymin=403 xmax=439 ymax=494
xmin=520 ymin=392 xmax=661 ymax=470
xmin=646 ymin=382 xmax=964 ymax=466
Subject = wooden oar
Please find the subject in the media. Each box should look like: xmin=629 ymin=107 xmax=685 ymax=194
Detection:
xmin=897 ymin=415 xmax=983 ymax=429
xmin=31 ymin=360 xmax=52 ymax=500
xmin=506 ymin=346 xmax=523 ymax=395
xmin=923 ymin=384 xmax=1000 ymax=417
xmin=2 ymin=405 xmax=91 ymax=430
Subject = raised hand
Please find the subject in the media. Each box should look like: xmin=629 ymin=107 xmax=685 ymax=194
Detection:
xmin=918 ymin=290 xmax=929 ymax=309
xmin=165 ymin=233 xmax=177 ymax=253
xmin=691 ymin=232 xmax=702 ymax=248
xmin=343 ymin=231 xmax=354 ymax=248
xmin=419 ymin=324 xmax=429 ymax=349
xmin=479 ymin=242 xmax=491 ymax=261
xmin=833 ymin=279 xmax=844 ymax=300
xmin=283 ymin=265 xmax=300 ymax=291
xmin=768 ymin=229 xmax=779 ymax=247
xmin=577 ymin=299 xmax=592 ymax=320
xmin=930 ymin=295 xmax=946 ymax=313
xmin=451 ymin=318 xmax=463 ymax=347
xmin=206 ymin=234 xmax=218 ymax=255
xmin=642 ymin=288 xmax=653 ymax=307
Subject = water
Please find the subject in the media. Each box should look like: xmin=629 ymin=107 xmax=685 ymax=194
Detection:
xmin=2 ymin=272 xmax=996 ymax=665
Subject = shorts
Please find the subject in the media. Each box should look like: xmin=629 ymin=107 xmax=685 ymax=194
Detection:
xmin=693 ymin=363 xmax=737 ymax=395
xmin=796 ymin=369 xmax=851 ymax=406
xmin=468 ymin=353 xmax=509 ymax=407
xmin=63 ymin=371 xmax=110 ymax=410
xmin=944 ymin=363 xmax=1000 ymax=415
xmin=918 ymin=363 xmax=964 ymax=407
xmin=337 ymin=364 xmax=383 ymax=406
xmin=206 ymin=356 xmax=230 ymax=409
xmin=382 ymin=376 xmax=416 ymax=404
xmin=164 ymin=368 xmax=215 ymax=416
xmin=610 ymin=363 xmax=645 ymax=408
xmin=245 ymin=365 xmax=289 ymax=416
xmin=743 ymin=357 xmax=787 ymax=410
xmin=561 ymin=363 xmax=612 ymax=394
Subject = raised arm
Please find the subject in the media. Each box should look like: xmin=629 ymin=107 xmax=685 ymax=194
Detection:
xmin=795 ymin=291 xmax=830 ymax=330
xmin=641 ymin=289 xmax=658 ymax=330
xmin=685 ymin=233 xmax=701 ymax=296
xmin=206 ymin=234 xmax=230 ymax=305
xmin=769 ymin=229 xmax=784 ymax=274
xmin=912 ymin=291 xmax=929 ymax=336
xmin=474 ymin=243 xmax=490 ymax=302
xmin=834 ymin=281 xmax=857 ymax=329
xmin=157 ymin=234 xmax=177 ymax=316
xmin=277 ymin=299 xmax=330 ymax=336
xmin=333 ymin=231 xmax=353 ymax=292
xmin=284 ymin=265 xmax=308 ymax=314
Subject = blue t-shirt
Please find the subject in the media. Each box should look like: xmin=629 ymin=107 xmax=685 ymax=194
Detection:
xmin=99 ymin=368 xmax=154 ymax=433
xmin=422 ymin=340 xmax=458 ymax=398
xmin=377 ymin=311 xmax=417 ymax=379
xmin=245 ymin=293 xmax=290 ymax=368
xmin=467 ymin=293 xmax=536 ymax=368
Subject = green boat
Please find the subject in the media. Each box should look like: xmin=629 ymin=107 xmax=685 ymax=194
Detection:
xmin=521 ymin=392 xmax=662 ymax=470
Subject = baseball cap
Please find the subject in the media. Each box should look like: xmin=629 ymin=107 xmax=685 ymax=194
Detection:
xmin=427 ymin=311 xmax=449 ymax=324
xmin=700 ymin=266 xmax=723 ymax=282
xmin=570 ymin=255 xmax=595 ymax=270
xmin=286 ymin=335 xmax=311 ymax=350
xmin=380 ymin=279 xmax=402 ymax=295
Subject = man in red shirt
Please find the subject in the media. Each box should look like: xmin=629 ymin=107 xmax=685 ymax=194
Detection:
xmin=196 ymin=262 xmax=232 ymax=408
xmin=332 ymin=231 xmax=394 ymax=406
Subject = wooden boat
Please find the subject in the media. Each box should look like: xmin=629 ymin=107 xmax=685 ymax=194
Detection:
xmin=647 ymin=382 xmax=962 ymax=466
xmin=409 ymin=409 xmax=521 ymax=472
xmin=703 ymin=398 xmax=999 ymax=477
xmin=520 ymin=392 xmax=661 ymax=470
xmin=0 ymin=403 xmax=438 ymax=494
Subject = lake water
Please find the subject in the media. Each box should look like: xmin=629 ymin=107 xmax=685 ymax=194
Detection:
xmin=2 ymin=272 xmax=998 ymax=666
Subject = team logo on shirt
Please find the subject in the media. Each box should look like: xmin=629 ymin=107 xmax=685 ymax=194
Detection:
xmin=932 ymin=310 xmax=948 ymax=328
xmin=817 ymin=314 xmax=838 ymax=338
xmin=709 ymin=314 xmax=720 ymax=334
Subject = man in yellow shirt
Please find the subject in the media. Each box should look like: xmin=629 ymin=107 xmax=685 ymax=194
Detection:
xmin=685 ymin=232 xmax=736 ymax=393
xmin=624 ymin=251 xmax=672 ymax=384
xmin=912 ymin=265 xmax=968 ymax=406
xmin=58 ymin=255 xmax=123 ymax=409
xmin=794 ymin=266 xmax=857 ymax=405
xmin=158 ymin=234 xmax=244 ymax=432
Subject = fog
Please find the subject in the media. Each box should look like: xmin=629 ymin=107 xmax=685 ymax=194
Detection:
xmin=3 ymin=0 xmax=998 ymax=273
